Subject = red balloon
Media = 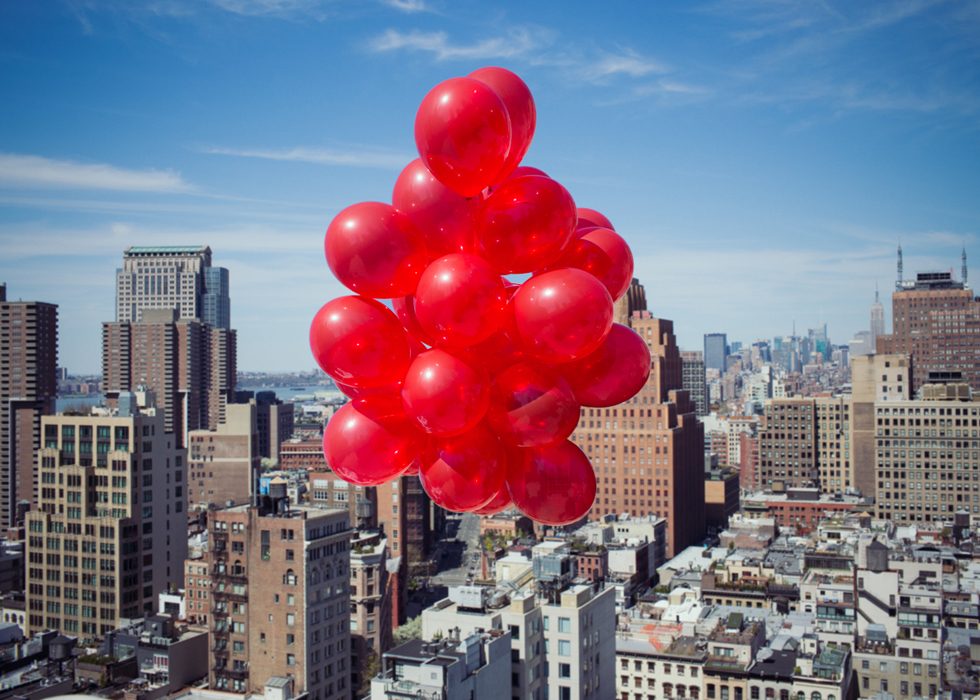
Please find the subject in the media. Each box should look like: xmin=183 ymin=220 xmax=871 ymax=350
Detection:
xmin=509 ymin=166 xmax=548 ymax=180
xmin=546 ymin=227 xmax=634 ymax=301
xmin=507 ymin=440 xmax=596 ymax=525
xmin=478 ymin=175 xmax=577 ymax=274
xmin=310 ymin=296 xmax=413 ymax=388
xmin=559 ymin=323 xmax=651 ymax=407
xmin=468 ymin=67 xmax=536 ymax=183
xmin=576 ymin=207 xmax=614 ymax=231
xmin=414 ymin=254 xmax=508 ymax=348
xmin=457 ymin=316 xmax=525 ymax=374
xmin=322 ymin=402 xmax=421 ymax=486
xmin=512 ymin=268 xmax=614 ymax=362
xmin=336 ymin=381 xmax=409 ymax=427
xmin=401 ymin=460 xmax=421 ymax=477
xmin=421 ymin=425 xmax=506 ymax=512
xmin=392 ymin=159 xmax=476 ymax=257
xmin=474 ymin=484 xmax=512 ymax=515
xmin=325 ymin=202 xmax=428 ymax=298
xmin=487 ymin=362 xmax=580 ymax=447
xmin=415 ymin=77 xmax=512 ymax=197
xmin=392 ymin=295 xmax=434 ymax=347
xmin=402 ymin=348 xmax=489 ymax=436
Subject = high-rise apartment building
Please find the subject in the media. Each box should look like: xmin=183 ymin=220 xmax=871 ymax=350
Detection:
xmin=25 ymin=393 xmax=187 ymax=640
xmin=104 ymin=247 xmax=237 ymax=447
xmin=0 ymin=284 xmax=58 ymax=527
xmin=874 ymin=383 xmax=980 ymax=522
xmin=572 ymin=279 xmax=705 ymax=557
xmin=350 ymin=531 xmax=393 ymax=695
xmin=115 ymin=245 xmax=230 ymax=328
xmin=877 ymin=267 xmax=980 ymax=392
xmin=207 ymin=500 xmax=351 ymax=698
xmin=680 ymin=350 xmax=707 ymax=416
xmin=850 ymin=354 xmax=911 ymax=498
xmin=703 ymin=333 xmax=728 ymax=373
xmin=234 ymin=390 xmax=295 ymax=461
xmin=187 ymin=402 xmax=260 ymax=511
xmin=815 ymin=395 xmax=851 ymax=494
xmin=758 ymin=398 xmax=817 ymax=490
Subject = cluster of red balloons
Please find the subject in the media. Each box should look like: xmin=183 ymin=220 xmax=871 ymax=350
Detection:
xmin=310 ymin=67 xmax=651 ymax=526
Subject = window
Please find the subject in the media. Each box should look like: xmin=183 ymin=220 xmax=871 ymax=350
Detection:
xmin=287 ymin=613 xmax=295 ymax=626
xmin=559 ymin=688 xmax=571 ymax=700
xmin=286 ymin=654 xmax=295 ymax=667
xmin=558 ymin=617 xmax=571 ymax=633
xmin=559 ymin=663 xmax=571 ymax=678
xmin=558 ymin=640 xmax=571 ymax=656
xmin=510 ymin=624 xmax=520 ymax=640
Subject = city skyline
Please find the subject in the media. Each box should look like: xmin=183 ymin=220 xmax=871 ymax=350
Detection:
xmin=2 ymin=2 xmax=979 ymax=372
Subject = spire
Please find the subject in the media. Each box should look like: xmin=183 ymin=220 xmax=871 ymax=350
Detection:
xmin=962 ymin=247 xmax=968 ymax=286
xmin=875 ymin=281 xmax=879 ymax=304
xmin=897 ymin=244 xmax=904 ymax=290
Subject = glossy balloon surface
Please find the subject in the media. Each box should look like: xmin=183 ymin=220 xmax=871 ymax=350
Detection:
xmin=402 ymin=349 xmax=489 ymax=436
xmin=469 ymin=66 xmax=536 ymax=183
xmin=414 ymin=253 xmax=508 ymax=348
xmin=487 ymin=362 xmax=580 ymax=446
xmin=322 ymin=403 xmax=421 ymax=486
xmin=546 ymin=226 xmax=634 ymax=300
xmin=559 ymin=323 xmax=651 ymax=407
xmin=336 ymin=380 xmax=408 ymax=427
xmin=325 ymin=201 xmax=428 ymax=298
xmin=576 ymin=207 xmax=614 ymax=231
xmin=474 ymin=484 xmax=513 ymax=515
xmin=391 ymin=295 xmax=434 ymax=347
xmin=392 ymin=159 xmax=476 ymax=257
xmin=507 ymin=440 xmax=597 ymax=525
xmin=512 ymin=268 xmax=614 ymax=362
xmin=478 ymin=175 xmax=577 ymax=274
xmin=421 ymin=426 xmax=507 ymax=512
xmin=415 ymin=77 xmax=512 ymax=197
xmin=309 ymin=296 xmax=413 ymax=388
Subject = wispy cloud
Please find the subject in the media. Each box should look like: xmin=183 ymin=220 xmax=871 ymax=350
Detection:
xmin=0 ymin=153 xmax=192 ymax=193
xmin=207 ymin=0 xmax=332 ymax=20
xmin=201 ymin=145 xmax=410 ymax=170
xmin=580 ymin=50 xmax=668 ymax=82
xmin=924 ymin=231 xmax=974 ymax=247
xmin=380 ymin=0 xmax=432 ymax=13
xmin=368 ymin=27 xmax=544 ymax=61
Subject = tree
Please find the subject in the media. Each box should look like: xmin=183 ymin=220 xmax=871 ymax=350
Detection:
xmin=393 ymin=615 xmax=422 ymax=645
xmin=357 ymin=651 xmax=380 ymax=697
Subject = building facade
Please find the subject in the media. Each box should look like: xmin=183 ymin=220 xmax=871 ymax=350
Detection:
xmin=0 ymin=284 xmax=58 ymax=527
xmin=758 ymin=399 xmax=817 ymax=490
xmin=704 ymin=333 xmax=728 ymax=374
xmin=680 ymin=351 xmax=707 ymax=416
xmin=187 ymin=402 xmax=260 ymax=511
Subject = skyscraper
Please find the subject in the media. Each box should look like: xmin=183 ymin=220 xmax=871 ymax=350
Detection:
xmin=103 ymin=247 xmax=237 ymax=446
xmin=869 ymin=286 xmax=885 ymax=351
xmin=758 ymin=399 xmax=817 ymax=490
xmin=680 ymin=350 xmax=707 ymax=416
xmin=0 ymin=283 xmax=58 ymax=527
xmin=25 ymin=392 xmax=187 ymax=640
xmin=572 ymin=279 xmax=705 ymax=557
xmin=876 ymin=267 xmax=980 ymax=392
xmin=703 ymin=333 xmax=727 ymax=373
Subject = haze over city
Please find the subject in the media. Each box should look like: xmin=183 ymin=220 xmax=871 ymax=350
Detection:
xmin=2 ymin=1 xmax=980 ymax=372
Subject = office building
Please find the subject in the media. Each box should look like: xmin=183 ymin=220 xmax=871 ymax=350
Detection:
xmin=870 ymin=287 xmax=885 ymax=351
xmin=850 ymin=354 xmax=910 ymax=498
xmin=758 ymin=398 xmax=817 ymax=490
xmin=309 ymin=470 xmax=377 ymax=530
xmin=0 ymin=284 xmax=58 ymax=527
xmin=572 ymin=280 xmax=705 ymax=557
xmin=104 ymin=247 xmax=237 ymax=447
xmin=234 ymin=390 xmax=294 ymax=461
xmin=815 ymin=395 xmax=851 ymax=494
xmin=281 ymin=437 xmax=325 ymax=471
xmin=703 ymin=333 xmax=727 ymax=373
xmin=207 ymin=499 xmax=351 ymax=698
xmin=25 ymin=393 xmax=187 ymax=640
xmin=874 ymin=383 xmax=980 ymax=522
xmin=187 ymin=402 xmax=260 ymax=511
xmin=680 ymin=350 xmax=707 ymax=416
xmin=877 ymin=258 xmax=980 ymax=392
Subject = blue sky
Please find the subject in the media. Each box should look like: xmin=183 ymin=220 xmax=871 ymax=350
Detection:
xmin=1 ymin=0 xmax=979 ymax=373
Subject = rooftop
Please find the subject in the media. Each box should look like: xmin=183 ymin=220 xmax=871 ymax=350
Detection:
xmin=125 ymin=245 xmax=210 ymax=255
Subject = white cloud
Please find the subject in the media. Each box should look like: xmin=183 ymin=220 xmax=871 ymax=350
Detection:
xmin=380 ymin=0 xmax=431 ymax=13
xmin=207 ymin=0 xmax=331 ymax=19
xmin=368 ymin=27 xmax=543 ymax=61
xmin=201 ymin=145 xmax=410 ymax=170
xmin=580 ymin=51 xmax=668 ymax=82
xmin=0 ymin=153 xmax=191 ymax=193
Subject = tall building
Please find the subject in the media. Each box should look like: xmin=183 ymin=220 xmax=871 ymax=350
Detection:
xmin=870 ymin=286 xmax=885 ymax=351
xmin=350 ymin=531 xmax=393 ymax=695
xmin=874 ymin=382 xmax=980 ymax=523
xmin=815 ymin=395 xmax=851 ymax=494
xmin=850 ymin=354 xmax=911 ymax=498
xmin=0 ymin=284 xmax=58 ymax=528
xmin=703 ymin=333 xmax=727 ymax=373
xmin=187 ymin=402 xmax=260 ymax=511
xmin=680 ymin=350 xmax=707 ymax=416
xmin=115 ymin=245 xmax=230 ymax=328
xmin=207 ymin=500 xmax=351 ymax=698
xmin=309 ymin=470 xmax=377 ymax=530
xmin=758 ymin=398 xmax=817 ymax=490
xmin=876 ymin=264 xmax=980 ymax=392
xmin=573 ymin=280 xmax=705 ymax=557
xmin=234 ymin=390 xmax=294 ymax=461
xmin=25 ymin=393 xmax=187 ymax=640
xmin=104 ymin=247 xmax=237 ymax=446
